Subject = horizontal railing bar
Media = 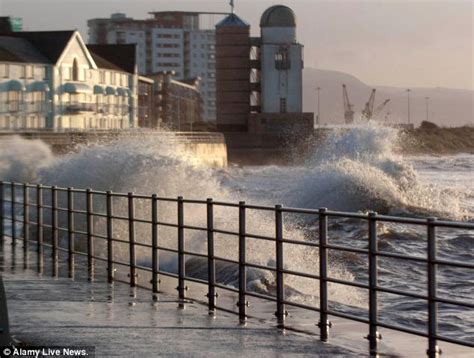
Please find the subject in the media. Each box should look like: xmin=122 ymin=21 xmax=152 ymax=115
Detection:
xmin=326 ymin=243 xmax=368 ymax=254
xmin=244 ymin=204 xmax=276 ymax=211
xmin=374 ymin=214 xmax=430 ymax=225
xmin=377 ymin=320 xmax=427 ymax=338
xmin=212 ymin=201 xmax=240 ymax=208
xmin=182 ymin=250 xmax=208 ymax=259
xmin=214 ymin=256 xmax=239 ymax=265
xmin=327 ymin=277 xmax=369 ymax=290
xmin=327 ymin=309 xmax=370 ymax=324
xmin=182 ymin=224 xmax=207 ymax=232
xmin=434 ymin=220 xmax=474 ymax=229
xmin=245 ymin=290 xmax=277 ymax=302
xmin=245 ymin=232 xmax=276 ymax=242
xmin=376 ymin=285 xmax=426 ymax=300
xmin=281 ymin=238 xmax=319 ymax=248
xmin=213 ymin=228 xmax=239 ymax=237
xmin=283 ymin=268 xmax=320 ymax=280
xmin=156 ymin=221 xmax=179 ymax=229
xmin=183 ymin=275 xmax=208 ymax=285
xmin=182 ymin=199 xmax=207 ymax=204
xmin=435 ymin=296 xmax=474 ymax=309
xmin=214 ymin=282 xmax=239 ymax=293
xmin=435 ymin=258 xmax=474 ymax=270
xmin=245 ymin=262 xmax=276 ymax=272
xmin=376 ymin=250 xmax=426 ymax=263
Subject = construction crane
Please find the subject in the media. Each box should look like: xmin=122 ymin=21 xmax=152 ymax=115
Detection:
xmin=374 ymin=99 xmax=391 ymax=119
xmin=362 ymin=89 xmax=376 ymax=120
xmin=342 ymin=84 xmax=354 ymax=124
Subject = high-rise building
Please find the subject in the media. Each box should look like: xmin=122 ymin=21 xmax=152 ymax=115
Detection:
xmin=88 ymin=11 xmax=225 ymax=122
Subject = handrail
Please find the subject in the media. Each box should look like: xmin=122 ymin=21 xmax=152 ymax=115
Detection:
xmin=0 ymin=180 xmax=472 ymax=357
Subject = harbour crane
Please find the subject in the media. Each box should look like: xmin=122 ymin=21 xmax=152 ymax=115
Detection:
xmin=374 ymin=99 xmax=391 ymax=119
xmin=342 ymin=84 xmax=354 ymax=124
xmin=362 ymin=89 xmax=376 ymax=120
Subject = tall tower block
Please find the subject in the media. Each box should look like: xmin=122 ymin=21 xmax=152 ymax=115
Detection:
xmin=260 ymin=5 xmax=303 ymax=113
xmin=216 ymin=14 xmax=251 ymax=131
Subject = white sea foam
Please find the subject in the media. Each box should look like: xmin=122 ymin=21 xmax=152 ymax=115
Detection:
xmin=0 ymin=124 xmax=470 ymax=307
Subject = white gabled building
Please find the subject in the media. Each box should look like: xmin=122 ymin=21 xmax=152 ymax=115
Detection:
xmin=0 ymin=29 xmax=139 ymax=131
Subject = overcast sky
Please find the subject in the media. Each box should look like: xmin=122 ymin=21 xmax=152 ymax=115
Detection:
xmin=1 ymin=0 xmax=472 ymax=90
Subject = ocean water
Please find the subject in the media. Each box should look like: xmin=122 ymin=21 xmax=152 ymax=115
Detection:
xmin=0 ymin=123 xmax=472 ymax=342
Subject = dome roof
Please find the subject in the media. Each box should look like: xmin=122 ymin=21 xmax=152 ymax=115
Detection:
xmin=260 ymin=5 xmax=296 ymax=28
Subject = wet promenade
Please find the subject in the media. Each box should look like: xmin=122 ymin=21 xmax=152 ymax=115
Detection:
xmin=1 ymin=241 xmax=359 ymax=357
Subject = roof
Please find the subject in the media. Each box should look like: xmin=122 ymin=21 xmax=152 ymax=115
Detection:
xmin=87 ymin=44 xmax=136 ymax=73
xmin=7 ymin=31 xmax=75 ymax=63
xmin=260 ymin=5 xmax=296 ymax=28
xmin=0 ymin=36 xmax=50 ymax=63
xmin=88 ymin=51 xmax=123 ymax=72
xmin=216 ymin=13 xmax=249 ymax=27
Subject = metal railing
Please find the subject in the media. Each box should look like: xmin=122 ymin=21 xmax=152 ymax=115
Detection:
xmin=0 ymin=181 xmax=473 ymax=357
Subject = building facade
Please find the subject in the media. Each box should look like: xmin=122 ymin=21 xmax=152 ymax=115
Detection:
xmin=88 ymin=12 xmax=219 ymax=122
xmin=216 ymin=5 xmax=313 ymax=134
xmin=148 ymin=72 xmax=201 ymax=131
xmin=0 ymin=30 xmax=139 ymax=131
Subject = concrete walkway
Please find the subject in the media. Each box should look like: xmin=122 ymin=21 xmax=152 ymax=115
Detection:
xmin=0 ymin=242 xmax=359 ymax=357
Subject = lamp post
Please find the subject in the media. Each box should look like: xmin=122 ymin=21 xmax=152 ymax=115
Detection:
xmin=406 ymin=89 xmax=411 ymax=125
xmin=316 ymin=86 xmax=321 ymax=125
xmin=425 ymin=97 xmax=430 ymax=122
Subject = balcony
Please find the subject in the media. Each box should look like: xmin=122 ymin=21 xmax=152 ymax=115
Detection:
xmin=64 ymin=103 xmax=95 ymax=114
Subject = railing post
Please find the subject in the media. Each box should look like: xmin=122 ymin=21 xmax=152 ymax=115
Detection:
xmin=36 ymin=184 xmax=43 ymax=273
xmin=128 ymin=192 xmax=136 ymax=287
xmin=11 ymin=183 xmax=15 ymax=247
xmin=427 ymin=217 xmax=440 ymax=358
xmin=151 ymin=194 xmax=159 ymax=294
xmin=368 ymin=211 xmax=381 ymax=356
xmin=51 ymin=186 xmax=58 ymax=277
xmin=106 ymin=191 xmax=114 ymax=283
xmin=275 ymin=204 xmax=286 ymax=326
xmin=318 ymin=208 xmax=330 ymax=341
xmin=67 ymin=188 xmax=75 ymax=278
xmin=238 ymin=201 xmax=247 ymax=323
xmin=177 ymin=196 xmax=186 ymax=303
xmin=86 ymin=189 xmax=94 ymax=281
xmin=23 ymin=183 xmax=29 ymax=268
xmin=207 ymin=198 xmax=216 ymax=314
xmin=0 ymin=182 xmax=4 ymax=245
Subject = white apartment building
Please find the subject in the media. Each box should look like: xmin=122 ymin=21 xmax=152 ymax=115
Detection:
xmin=0 ymin=30 xmax=138 ymax=131
xmin=88 ymin=12 xmax=220 ymax=122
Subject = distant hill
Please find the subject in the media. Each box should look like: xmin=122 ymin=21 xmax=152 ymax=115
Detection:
xmin=303 ymin=68 xmax=473 ymax=127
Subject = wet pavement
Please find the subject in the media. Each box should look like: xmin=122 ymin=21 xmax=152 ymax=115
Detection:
xmin=0 ymin=240 xmax=360 ymax=357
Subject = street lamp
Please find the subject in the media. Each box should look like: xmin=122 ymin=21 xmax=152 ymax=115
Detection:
xmin=406 ymin=89 xmax=411 ymax=125
xmin=315 ymin=86 xmax=321 ymax=125
xmin=425 ymin=97 xmax=430 ymax=122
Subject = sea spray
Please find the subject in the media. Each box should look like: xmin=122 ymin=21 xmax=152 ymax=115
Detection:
xmin=0 ymin=136 xmax=53 ymax=182
xmin=0 ymin=125 xmax=470 ymax=311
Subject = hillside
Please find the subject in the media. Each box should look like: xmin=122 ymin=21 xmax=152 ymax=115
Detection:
xmin=303 ymin=68 xmax=473 ymax=127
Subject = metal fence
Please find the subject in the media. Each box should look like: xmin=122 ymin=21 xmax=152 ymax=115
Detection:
xmin=0 ymin=181 xmax=473 ymax=357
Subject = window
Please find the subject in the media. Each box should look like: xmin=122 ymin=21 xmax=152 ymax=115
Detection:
xmin=275 ymin=50 xmax=291 ymax=70
xmin=20 ymin=65 xmax=26 ymax=78
xmin=26 ymin=65 xmax=33 ymax=79
xmin=0 ymin=64 xmax=9 ymax=78
xmin=280 ymin=98 xmax=287 ymax=113
xmin=72 ymin=59 xmax=79 ymax=81
xmin=99 ymin=71 xmax=105 ymax=84
xmin=8 ymin=91 xmax=21 ymax=112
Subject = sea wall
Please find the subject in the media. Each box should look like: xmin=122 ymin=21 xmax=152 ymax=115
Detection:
xmin=399 ymin=126 xmax=474 ymax=155
xmin=0 ymin=131 xmax=228 ymax=168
